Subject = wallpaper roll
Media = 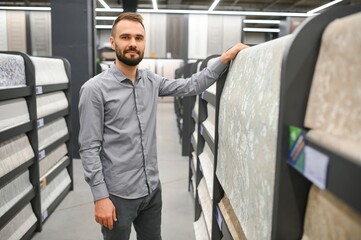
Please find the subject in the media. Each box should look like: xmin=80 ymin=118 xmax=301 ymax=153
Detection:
xmin=0 ymin=11 xmax=7 ymax=51
xmin=38 ymin=117 xmax=68 ymax=150
xmin=39 ymin=143 xmax=67 ymax=178
xmin=0 ymin=98 xmax=30 ymax=131
xmin=41 ymin=168 xmax=71 ymax=213
xmin=219 ymin=195 xmax=246 ymax=240
xmin=206 ymin=103 xmax=216 ymax=130
xmin=302 ymin=185 xmax=361 ymax=240
xmin=304 ymin=12 xmax=361 ymax=143
xmin=30 ymin=56 xmax=68 ymax=85
xmin=199 ymin=142 xmax=214 ymax=199
xmin=0 ymin=203 xmax=37 ymax=240
xmin=36 ymin=91 xmax=68 ymax=119
xmin=0 ymin=53 xmax=26 ymax=88
xmin=197 ymin=178 xmax=212 ymax=238
xmin=0 ymin=170 xmax=32 ymax=217
xmin=0 ymin=134 xmax=34 ymax=178
xmin=193 ymin=213 xmax=209 ymax=240
xmin=217 ymin=35 xmax=291 ymax=240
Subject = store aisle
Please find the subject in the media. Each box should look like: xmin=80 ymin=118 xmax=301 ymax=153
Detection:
xmin=32 ymin=101 xmax=195 ymax=240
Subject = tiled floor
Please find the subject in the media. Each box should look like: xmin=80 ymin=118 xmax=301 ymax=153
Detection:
xmin=32 ymin=101 xmax=195 ymax=240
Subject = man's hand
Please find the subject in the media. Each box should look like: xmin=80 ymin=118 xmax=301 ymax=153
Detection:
xmin=220 ymin=43 xmax=249 ymax=64
xmin=95 ymin=197 xmax=117 ymax=230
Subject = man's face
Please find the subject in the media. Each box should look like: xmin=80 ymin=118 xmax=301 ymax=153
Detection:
xmin=110 ymin=20 xmax=145 ymax=66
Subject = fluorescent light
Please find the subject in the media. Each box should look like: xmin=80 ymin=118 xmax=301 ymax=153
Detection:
xmin=152 ymin=0 xmax=158 ymax=10
xmin=98 ymin=0 xmax=110 ymax=9
xmin=96 ymin=16 xmax=117 ymax=20
xmin=209 ymin=0 xmax=220 ymax=11
xmin=244 ymin=19 xmax=281 ymax=24
xmin=307 ymin=0 xmax=343 ymax=14
xmin=96 ymin=8 xmax=124 ymax=12
xmin=0 ymin=6 xmax=50 ymax=11
xmin=96 ymin=25 xmax=113 ymax=29
xmin=243 ymin=27 xmax=280 ymax=33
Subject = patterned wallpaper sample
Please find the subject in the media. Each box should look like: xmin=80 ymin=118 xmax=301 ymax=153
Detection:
xmin=0 ymin=134 xmax=34 ymax=178
xmin=30 ymin=57 xmax=69 ymax=85
xmin=302 ymin=185 xmax=361 ymax=240
xmin=39 ymin=143 xmax=67 ymax=178
xmin=36 ymin=91 xmax=68 ymax=119
xmin=38 ymin=117 xmax=68 ymax=150
xmin=0 ymin=98 xmax=30 ymax=131
xmin=6 ymin=11 xmax=26 ymax=52
xmin=0 ymin=203 xmax=37 ymax=240
xmin=304 ymin=12 xmax=361 ymax=143
xmin=216 ymin=35 xmax=291 ymax=240
xmin=0 ymin=53 xmax=26 ymax=88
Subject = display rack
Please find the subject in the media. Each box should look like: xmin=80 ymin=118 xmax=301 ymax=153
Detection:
xmin=272 ymin=6 xmax=361 ymax=239
xmin=188 ymin=6 xmax=361 ymax=240
xmin=0 ymin=51 xmax=73 ymax=238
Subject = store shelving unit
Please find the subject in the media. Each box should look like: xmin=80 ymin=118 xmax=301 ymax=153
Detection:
xmin=0 ymin=51 xmax=73 ymax=238
xmin=189 ymin=6 xmax=361 ymax=240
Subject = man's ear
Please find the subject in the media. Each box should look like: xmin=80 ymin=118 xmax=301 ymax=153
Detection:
xmin=110 ymin=36 xmax=115 ymax=50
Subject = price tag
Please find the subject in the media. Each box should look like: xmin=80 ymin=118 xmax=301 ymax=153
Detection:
xmin=36 ymin=86 xmax=43 ymax=94
xmin=304 ymin=146 xmax=329 ymax=189
xmin=38 ymin=149 xmax=46 ymax=160
xmin=37 ymin=118 xmax=44 ymax=128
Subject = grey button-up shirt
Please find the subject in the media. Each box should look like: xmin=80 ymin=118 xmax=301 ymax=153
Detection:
xmin=78 ymin=59 xmax=227 ymax=201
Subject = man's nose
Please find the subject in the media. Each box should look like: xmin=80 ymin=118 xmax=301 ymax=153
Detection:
xmin=129 ymin=38 xmax=136 ymax=46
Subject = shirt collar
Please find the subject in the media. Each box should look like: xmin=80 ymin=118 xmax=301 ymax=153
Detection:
xmin=110 ymin=63 xmax=142 ymax=84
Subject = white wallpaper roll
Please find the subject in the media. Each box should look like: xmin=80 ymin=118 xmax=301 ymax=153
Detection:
xmin=302 ymin=185 xmax=361 ymax=240
xmin=0 ymin=11 xmax=8 ymax=51
xmin=0 ymin=53 xmax=26 ymax=88
xmin=0 ymin=203 xmax=37 ymax=240
xmin=39 ymin=143 xmax=67 ymax=178
xmin=197 ymin=178 xmax=212 ymax=238
xmin=0 ymin=170 xmax=32 ymax=217
xmin=217 ymin=36 xmax=291 ymax=240
xmin=149 ymin=14 xmax=167 ymax=58
xmin=41 ymin=168 xmax=71 ymax=212
xmin=30 ymin=11 xmax=52 ymax=56
xmin=36 ymin=91 xmax=68 ymax=119
xmin=6 ymin=11 xmax=26 ymax=52
xmin=38 ymin=117 xmax=68 ymax=150
xmin=0 ymin=134 xmax=34 ymax=178
xmin=188 ymin=15 xmax=208 ymax=59
xmin=0 ymin=98 xmax=30 ymax=131
xmin=30 ymin=57 xmax=68 ymax=85
xmin=304 ymin=13 xmax=361 ymax=147
xmin=193 ymin=213 xmax=210 ymax=240
xmin=199 ymin=142 xmax=214 ymax=199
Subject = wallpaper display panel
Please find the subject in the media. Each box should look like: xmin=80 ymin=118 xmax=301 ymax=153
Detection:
xmin=188 ymin=15 xmax=208 ymax=59
xmin=38 ymin=117 xmax=68 ymax=150
xmin=0 ymin=203 xmax=37 ymax=240
xmin=207 ymin=16 xmax=242 ymax=56
xmin=302 ymin=185 xmax=361 ymax=240
xmin=216 ymin=36 xmax=291 ymax=240
xmin=193 ymin=213 xmax=209 ymax=240
xmin=149 ymin=14 xmax=167 ymax=58
xmin=0 ymin=170 xmax=32 ymax=217
xmin=166 ymin=14 xmax=186 ymax=59
xmin=0 ymin=53 xmax=26 ymax=88
xmin=197 ymin=178 xmax=212 ymax=238
xmin=36 ymin=91 xmax=68 ymax=119
xmin=6 ymin=11 xmax=26 ymax=52
xmin=156 ymin=59 xmax=183 ymax=79
xmin=304 ymin=12 xmax=361 ymax=165
xmin=41 ymin=168 xmax=71 ymax=212
xmin=39 ymin=143 xmax=67 ymax=178
xmin=199 ymin=141 xmax=214 ymax=199
xmin=0 ymin=98 xmax=30 ymax=131
xmin=30 ymin=57 xmax=68 ymax=85
xmin=30 ymin=11 xmax=52 ymax=56
xmin=0 ymin=134 xmax=34 ymax=178
xmin=0 ymin=11 xmax=7 ymax=51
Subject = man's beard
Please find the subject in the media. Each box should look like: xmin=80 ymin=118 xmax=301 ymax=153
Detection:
xmin=115 ymin=45 xmax=144 ymax=67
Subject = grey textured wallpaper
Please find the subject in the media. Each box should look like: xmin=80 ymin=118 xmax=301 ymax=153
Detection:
xmin=216 ymin=35 xmax=291 ymax=240
xmin=0 ymin=53 xmax=26 ymax=88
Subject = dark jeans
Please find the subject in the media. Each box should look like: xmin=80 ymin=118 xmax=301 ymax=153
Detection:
xmin=102 ymin=183 xmax=162 ymax=240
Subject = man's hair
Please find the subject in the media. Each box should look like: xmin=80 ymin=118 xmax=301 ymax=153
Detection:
xmin=111 ymin=12 xmax=145 ymax=36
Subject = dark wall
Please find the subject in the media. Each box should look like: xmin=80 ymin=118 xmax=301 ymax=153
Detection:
xmin=51 ymin=0 xmax=96 ymax=158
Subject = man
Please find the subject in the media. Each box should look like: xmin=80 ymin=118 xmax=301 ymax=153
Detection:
xmin=79 ymin=12 xmax=248 ymax=240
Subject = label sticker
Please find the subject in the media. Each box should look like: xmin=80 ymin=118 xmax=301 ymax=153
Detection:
xmin=304 ymin=146 xmax=329 ymax=189
xmin=38 ymin=150 xmax=46 ymax=160
xmin=36 ymin=86 xmax=43 ymax=94
xmin=37 ymin=118 xmax=44 ymax=128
